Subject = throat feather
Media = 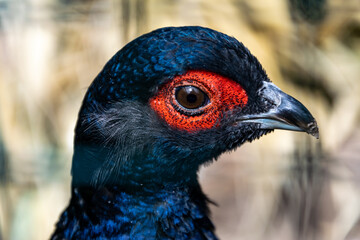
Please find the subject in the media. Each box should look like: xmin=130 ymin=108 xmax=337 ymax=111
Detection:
xmin=51 ymin=185 xmax=218 ymax=240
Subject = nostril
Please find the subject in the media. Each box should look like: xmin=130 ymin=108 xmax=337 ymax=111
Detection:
xmin=259 ymin=82 xmax=281 ymax=107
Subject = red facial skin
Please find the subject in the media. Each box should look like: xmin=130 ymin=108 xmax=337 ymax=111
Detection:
xmin=149 ymin=70 xmax=248 ymax=132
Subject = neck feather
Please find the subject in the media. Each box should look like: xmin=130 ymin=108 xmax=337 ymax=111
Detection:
xmin=51 ymin=184 xmax=218 ymax=240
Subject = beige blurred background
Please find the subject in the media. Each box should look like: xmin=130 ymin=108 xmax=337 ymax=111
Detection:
xmin=0 ymin=0 xmax=359 ymax=239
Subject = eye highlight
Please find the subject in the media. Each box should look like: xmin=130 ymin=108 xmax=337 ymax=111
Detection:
xmin=175 ymin=86 xmax=208 ymax=109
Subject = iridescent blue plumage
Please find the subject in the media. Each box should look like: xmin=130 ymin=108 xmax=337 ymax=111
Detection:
xmin=51 ymin=26 xmax=318 ymax=239
xmin=55 ymin=185 xmax=216 ymax=239
xmin=82 ymin=26 xmax=266 ymax=113
xmin=53 ymin=26 xmax=260 ymax=239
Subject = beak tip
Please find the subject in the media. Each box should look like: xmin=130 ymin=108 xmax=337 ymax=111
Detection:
xmin=306 ymin=120 xmax=319 ymax=139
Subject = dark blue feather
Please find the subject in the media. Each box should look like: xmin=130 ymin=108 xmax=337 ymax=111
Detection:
xmin=51 ymin=26 xmax=273 ymax=239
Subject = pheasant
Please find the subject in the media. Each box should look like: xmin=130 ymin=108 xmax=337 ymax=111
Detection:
xmin=51 ymin=26 xmax=318 ymax=240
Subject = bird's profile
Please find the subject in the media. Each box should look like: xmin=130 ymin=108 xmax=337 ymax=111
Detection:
xmin=51 ymin=26 xmax=319 ymax=240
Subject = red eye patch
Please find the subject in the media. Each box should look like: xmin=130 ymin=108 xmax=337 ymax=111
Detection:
xmin=149 ymin=70 xmax=248 ymax=132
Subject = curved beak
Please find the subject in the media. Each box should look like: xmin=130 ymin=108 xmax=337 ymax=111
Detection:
xmin=238 ymin=82 xmax=319 ymax=139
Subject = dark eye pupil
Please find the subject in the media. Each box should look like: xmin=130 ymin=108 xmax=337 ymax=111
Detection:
xmin=175 ymin=86 xmax=208 ymax=110
xmin=187 ymin=94 xmax=197 ymax=103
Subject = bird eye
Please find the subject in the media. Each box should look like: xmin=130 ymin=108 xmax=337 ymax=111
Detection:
xmin=175 ymin=86 xmax=208 ymax=109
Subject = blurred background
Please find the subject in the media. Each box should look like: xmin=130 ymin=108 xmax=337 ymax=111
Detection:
xmin=0 ymin=0 xmax=359 ymax=239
